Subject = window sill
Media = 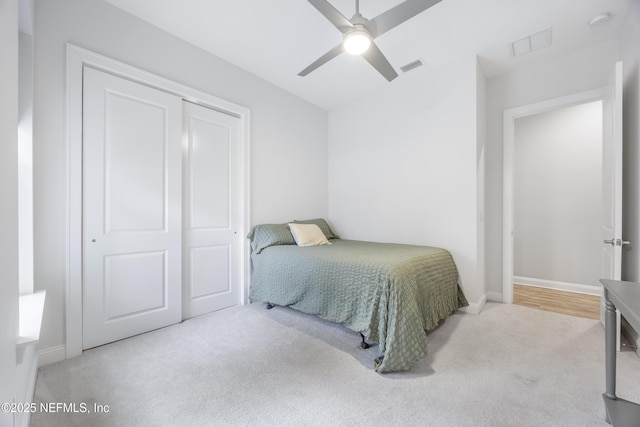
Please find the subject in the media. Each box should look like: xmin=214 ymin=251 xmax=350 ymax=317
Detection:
xmin=17 ymin=290 xmax=46 ymax=364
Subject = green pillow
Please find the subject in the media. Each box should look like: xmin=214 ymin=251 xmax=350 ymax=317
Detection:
xmin=293 ymin=218 xmax=339 ymax=240
xmin=247 ymin=224 xmax=295 ymax=254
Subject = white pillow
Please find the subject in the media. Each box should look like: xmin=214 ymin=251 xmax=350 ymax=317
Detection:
xmin=288 ymin=223 xmax=331 ymax=247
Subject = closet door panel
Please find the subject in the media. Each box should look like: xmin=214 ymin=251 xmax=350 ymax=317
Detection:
xmin=189 ymin=117 xmax=229 ymax=229
xmin=82 ymin=67 xmax=182 ymax=349
xmin=183 ymin=102 xmax=242 ymax=319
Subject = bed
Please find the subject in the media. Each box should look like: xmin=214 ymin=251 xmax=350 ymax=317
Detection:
xmin=248 ymin=219 xmax=468 ymax=373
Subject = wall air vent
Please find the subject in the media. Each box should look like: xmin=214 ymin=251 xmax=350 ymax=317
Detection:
xmin=400 ymin=59 xmax=424 ymax=73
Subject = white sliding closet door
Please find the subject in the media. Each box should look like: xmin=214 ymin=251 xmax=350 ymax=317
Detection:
xmin=182 ymin=102 xmax=242 ymax=319
xmin=82 ymin=67 xmax=182 ymax=349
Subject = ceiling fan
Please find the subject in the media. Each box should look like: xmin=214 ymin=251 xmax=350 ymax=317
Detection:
xmin=299 ymin=0 xmax=441 ymax=81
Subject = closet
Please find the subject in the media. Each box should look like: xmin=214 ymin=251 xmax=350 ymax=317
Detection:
xmin=81 ymin=67 xmax=243 ymax=349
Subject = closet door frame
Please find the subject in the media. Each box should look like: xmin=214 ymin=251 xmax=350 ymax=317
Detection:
xmin=65 ymin=43 xmax=251 ymax=359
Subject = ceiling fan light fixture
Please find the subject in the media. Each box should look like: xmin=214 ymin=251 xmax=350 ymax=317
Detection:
xmin=300 ymin=0 xmax=439 ymax=80
xmin=343 ymin=28 xmax=371 ymax=55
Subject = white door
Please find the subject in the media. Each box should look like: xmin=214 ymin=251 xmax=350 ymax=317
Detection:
xmin=83 ymin=67 xmax=182 ymax=349
xmin=182 ymin=102 xmax=243 ymax=319
xmin=600 ymin=61 xmax=624 ymax=349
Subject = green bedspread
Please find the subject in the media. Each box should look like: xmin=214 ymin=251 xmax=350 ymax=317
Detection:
xmin=250 ymin=239 xmax=468 ymax=373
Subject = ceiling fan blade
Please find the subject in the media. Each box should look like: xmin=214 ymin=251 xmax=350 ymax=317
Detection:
xmin=361 ymin=41 xmax=398 ymax=82
xmin=298 ymin=43 xmax=344 ymax=77
xmin=367 ymin=0 xmax=441 ymax=37
xmin=307 ymin=0 xmax=354 ymax=34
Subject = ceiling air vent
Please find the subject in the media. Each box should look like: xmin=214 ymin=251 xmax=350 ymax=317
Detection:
xmin=510 ymin=27 xmax=552 ymax=57
xmin=400 ymin=59 xmax=424 ymax=73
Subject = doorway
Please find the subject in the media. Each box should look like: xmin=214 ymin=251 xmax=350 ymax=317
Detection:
xmin=502 ymin=87 xmax=609 ymax=304
xmin=513 ymin=100 xmax=603 ymax=296
xmin=503 ymin=63 xmax=624 ymax=349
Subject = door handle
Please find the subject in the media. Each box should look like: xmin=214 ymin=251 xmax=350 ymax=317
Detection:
xmin=603 ymin=239 xmax=631 ymax=246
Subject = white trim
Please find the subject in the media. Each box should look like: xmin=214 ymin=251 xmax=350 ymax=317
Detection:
xmin=458 ymin=294 xmax=487 ymax=315
xmin=502 ymin=87 xmax=607 ymax=304
xmin=65 ymin=43 xmax=251 ymax=359
xmin=513 ymin=276 xmax=602 ymax=297
xmin=15 ymin=345 xmax=38 ymax=427
xmin=486 ymin=291 xmax=503 ymax=302
xmin=21 ymin=352 xmax=38 ymax=427
xmin=37 ymin=345 xmax=66 ymax=367
xmin=243 ymin=117 xmax=252 ymax=305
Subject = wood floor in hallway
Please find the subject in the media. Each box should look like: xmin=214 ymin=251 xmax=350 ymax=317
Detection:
xmin=513 ymin=283 xmax=600 ymax=320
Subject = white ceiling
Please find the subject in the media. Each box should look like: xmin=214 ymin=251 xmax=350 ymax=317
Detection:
xmin=103 ymin=0 xmax=634 ymax=110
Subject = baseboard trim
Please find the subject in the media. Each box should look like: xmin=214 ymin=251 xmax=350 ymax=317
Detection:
xmin=38 ymin=344 xmax=66 ymax=367
xmin=459 ymin=294 xmax=487 ymax=315
xmin=486 ymin=291 xmax=503 ymax=302
xmin=513 ymin=276 xmax=602 ymax=297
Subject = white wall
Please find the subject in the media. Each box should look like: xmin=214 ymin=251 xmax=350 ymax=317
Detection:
xmin=621 ymin=0 xmax=640 ymax=283
xmin=328 ymin=56 xmax=484 ymax=307
xmin=33 ymin=0 xmax=328 ymax=359
xmin=514 ymin=101 xmax=602 ymax=287
xmin=0 ymin=0 xmax=19 ymax=425
xmin=477 ymin=59 xmax=487 ymax=302
xmin=485 ymin=40 xmax=618 ymax=299
xmin=19 ymin=31 xmax=34 ymax=296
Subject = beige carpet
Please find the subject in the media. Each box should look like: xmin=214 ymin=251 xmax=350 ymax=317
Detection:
xmin=31 ymin=302 xmax=640 ymax=426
